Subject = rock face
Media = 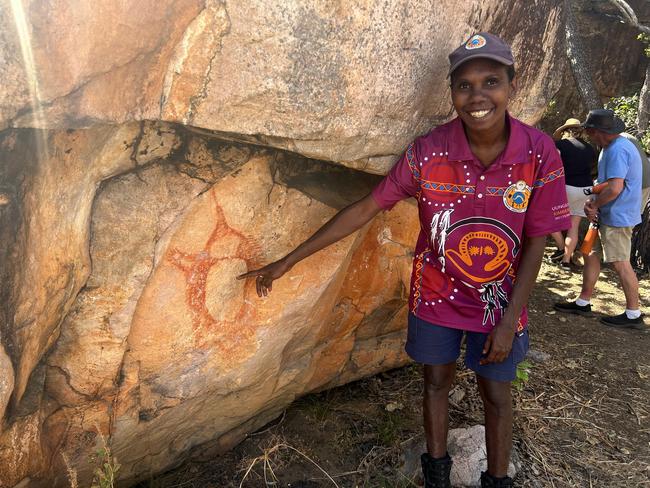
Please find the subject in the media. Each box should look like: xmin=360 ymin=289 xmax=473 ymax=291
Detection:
xmin=0 ymin=0 xmax=571 ymax=174
xmin=0 ymin=124 xmax=417 ymax=487
xmin=0 ymin=1 xmax=647 ymax=486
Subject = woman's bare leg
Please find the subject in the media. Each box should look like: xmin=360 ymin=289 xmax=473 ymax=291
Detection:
xmin=563 ymin=215 xmax=583 ymax=264
xmin=423 ymin=363 xmax=456 ymax=457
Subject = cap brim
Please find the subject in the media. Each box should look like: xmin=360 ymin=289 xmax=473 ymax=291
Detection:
xmin=448 ymin=53 xmax=514 ymax=77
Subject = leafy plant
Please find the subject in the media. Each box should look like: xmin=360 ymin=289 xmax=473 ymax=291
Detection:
xmin=637 ymin=33 xmax=650 ymax=58
xmin=296 ymin=393 xmax=332 ymax=424
xmin=606 ymin=94 xmax=639 ymax=131
xmin=606 ymin=94 xmax=650 ymax=151
xmin=542 ymin=99 xmax=559 ymax=120
xmin=90 ymin=435 xmax=120 ymax=488
xmin=512 ymin=359 xmax=532 ymax=391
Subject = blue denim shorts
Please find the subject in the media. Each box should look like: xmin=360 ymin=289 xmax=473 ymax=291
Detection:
xmin=405 ymin=313 xmax=529 ymax=382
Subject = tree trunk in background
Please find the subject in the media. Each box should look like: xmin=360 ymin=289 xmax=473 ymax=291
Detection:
xmin=564 ymin=0 xmax=602 ymax=110
xmin=637 ymin=59 xmax=650 ymax=132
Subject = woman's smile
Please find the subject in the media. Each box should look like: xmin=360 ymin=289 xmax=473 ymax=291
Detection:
xmin=468 ymin=108 xmax=493 ymax=119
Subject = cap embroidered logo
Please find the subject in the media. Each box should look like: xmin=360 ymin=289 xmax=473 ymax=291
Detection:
xmin=465 ymin=34 xmax=486 ymax=50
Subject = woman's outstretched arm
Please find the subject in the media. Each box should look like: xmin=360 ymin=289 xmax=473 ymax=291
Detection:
xmin=237 ymin=193 xmax=383 ymax=296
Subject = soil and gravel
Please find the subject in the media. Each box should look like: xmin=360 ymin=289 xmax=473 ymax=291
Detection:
xmin=137 ymin=245 xmax=650 ymax=488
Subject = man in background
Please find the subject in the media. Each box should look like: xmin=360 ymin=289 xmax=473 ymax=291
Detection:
xmin=555 ymin=109 xmax=644 ymax=329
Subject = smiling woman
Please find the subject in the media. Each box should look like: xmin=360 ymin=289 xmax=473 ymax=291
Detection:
xmin=238 ymin=32 xmax=571 ymax=488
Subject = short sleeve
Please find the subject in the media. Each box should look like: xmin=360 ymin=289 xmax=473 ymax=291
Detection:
xmin=371 ymin=141 xmax=420 ymax=210
xmin=524 ymin=136 xmax=571 ymax=237
xmin=604 ymin=144 xmax=632 ymax=180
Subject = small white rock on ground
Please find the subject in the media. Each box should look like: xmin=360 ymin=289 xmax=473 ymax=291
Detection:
xmin=527 ymin=349 xmax=552 ymax=363
xmin=400 ymin=425 xmax=518 ymax=487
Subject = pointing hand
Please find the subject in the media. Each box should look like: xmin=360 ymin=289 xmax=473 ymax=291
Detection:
xmin=237 ymin=260 xmax=291 ymax=297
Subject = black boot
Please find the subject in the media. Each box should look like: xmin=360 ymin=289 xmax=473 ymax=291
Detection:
xmin=421 ymin=452 xmax=452 ymax=488
xmin=480 ymin=471 xmax=514 ymax=487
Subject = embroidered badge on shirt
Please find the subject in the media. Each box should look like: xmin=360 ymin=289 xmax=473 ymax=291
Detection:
xmin=503 ymin=180 xmax=531 ymax=213
xmin=465 ymin=35 xmax=486 ymax=50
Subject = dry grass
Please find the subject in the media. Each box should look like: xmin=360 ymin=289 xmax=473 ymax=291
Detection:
xmin=61 ymin=451 xmax=78 ymax=488
xmin=238 ymin=442 xmax=342 ymax=488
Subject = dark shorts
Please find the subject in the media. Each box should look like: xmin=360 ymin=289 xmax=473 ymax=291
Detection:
xmin=405 ymin=313 xmax=529 ymax=382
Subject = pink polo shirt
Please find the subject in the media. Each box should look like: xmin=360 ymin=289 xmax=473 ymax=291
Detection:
xmin=372 ymin=115 xmax=571 ymax=333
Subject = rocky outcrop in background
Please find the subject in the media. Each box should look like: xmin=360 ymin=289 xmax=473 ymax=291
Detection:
xmin=0 ymin=0 xmax=647 ymax=486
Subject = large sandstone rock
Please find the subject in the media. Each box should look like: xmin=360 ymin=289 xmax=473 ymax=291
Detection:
xmin=3 ymin=1 xmax=647 ymax=171
xmin=1 ymin=123 xmax=179 ymax=414
xmin=0 ymin=0 xmax=571 ymax=173
xmin=0 ymin=124 xmax=417 ymax=486
xmin=540 ymin=0 xmax=650 ymax=132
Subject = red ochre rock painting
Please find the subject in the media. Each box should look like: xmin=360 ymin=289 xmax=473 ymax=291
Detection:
xmin=167 ymin=192 xmax=260 ymax=353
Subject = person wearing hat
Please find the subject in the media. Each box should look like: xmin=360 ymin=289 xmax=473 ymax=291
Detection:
xmin=239 ymin=33 xmax=570 ymax=488
xmin=555 ymin=109 xmax=644 ymax=328
xmin=547 ymin=118 xmax=598 ymax=269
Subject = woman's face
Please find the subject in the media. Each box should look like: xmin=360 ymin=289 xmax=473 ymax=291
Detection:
xmin=450 ymin=58 xmax=516 ymax=135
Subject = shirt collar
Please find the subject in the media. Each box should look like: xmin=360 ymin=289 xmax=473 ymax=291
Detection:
xmin=446 ymin=112 xmax=530 ymax=165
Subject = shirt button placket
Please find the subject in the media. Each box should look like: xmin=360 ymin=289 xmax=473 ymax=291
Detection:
xmin=475 ymin=169 xmax=487 ymax=208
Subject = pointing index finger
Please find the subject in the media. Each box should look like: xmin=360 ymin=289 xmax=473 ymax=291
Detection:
xmin=236 ymin=269 xmax=261 ymax=280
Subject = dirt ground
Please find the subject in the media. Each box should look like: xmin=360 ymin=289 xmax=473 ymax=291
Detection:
xmin=137 ymin=245 xmax=650 ymax=488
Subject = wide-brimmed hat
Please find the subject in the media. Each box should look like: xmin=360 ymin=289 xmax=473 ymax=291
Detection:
xmin=448 ymin=32 xmax=514 ymax=76
xmin=581 ymin=109 xmax=625 ymax=134
xmin=552 ymin=118 xmax=582 ymax=139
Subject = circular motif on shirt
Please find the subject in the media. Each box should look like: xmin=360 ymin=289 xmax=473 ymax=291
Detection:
xmin=465 ymin=35 xmax=486 ymax=50
xmin=442 ymin=217 xmax=520 ymax=286
xmin=503 ymin=180 xmax=531 ymax=213
xmin=446 ymin=231 xmax=510 ymax=283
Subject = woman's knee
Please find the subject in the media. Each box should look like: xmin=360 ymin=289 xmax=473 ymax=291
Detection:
xmin=423 ymin=363 xmax=455 ymax=395
xmin=478 ymin=378 xmax=512 ymax=413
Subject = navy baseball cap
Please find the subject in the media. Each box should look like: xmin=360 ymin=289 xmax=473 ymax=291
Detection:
xmin=448 ymin=32 xmax=514 ymax=76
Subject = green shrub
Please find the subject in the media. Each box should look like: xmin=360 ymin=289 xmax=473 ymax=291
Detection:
xmin=605 ymin=33 xmax=650 ymax=152
xmin=606 ymin=94 xmax=650 ymax=152
xmin=90 ymin=443 xmax=120 ymax=488
xmin=512 ymin=359 xmax=532 ymax=391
